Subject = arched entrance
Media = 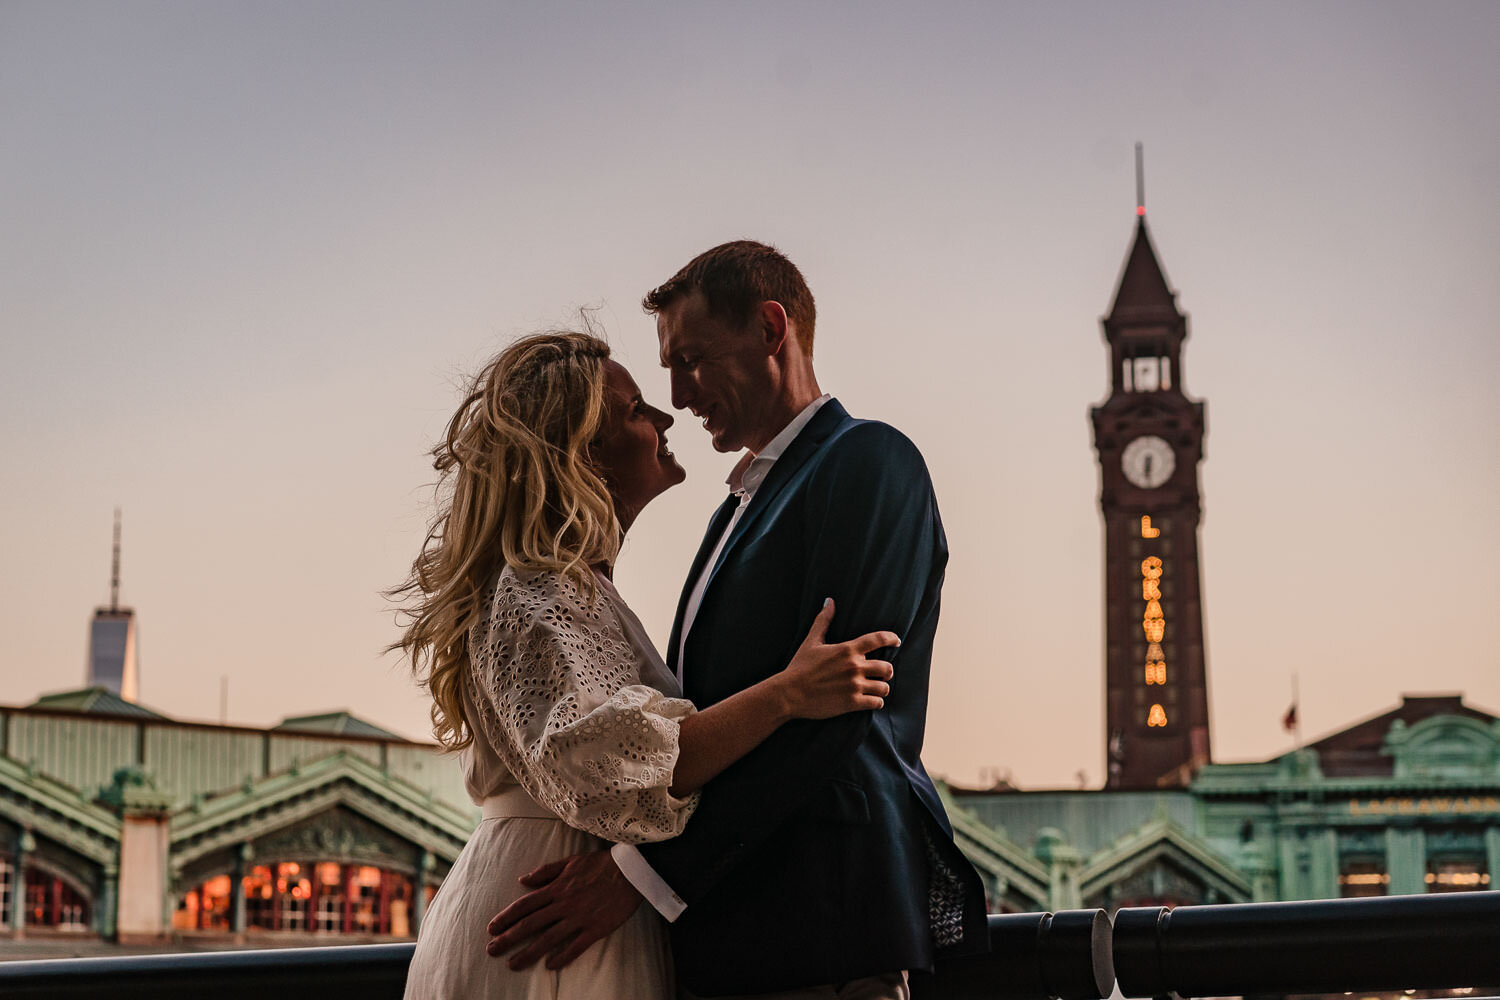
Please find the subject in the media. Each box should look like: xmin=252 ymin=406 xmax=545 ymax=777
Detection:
xmin=175 ymin=860 xmax=426 ymax=936
xmin=1 ymin=851 xmax=96 ymax=934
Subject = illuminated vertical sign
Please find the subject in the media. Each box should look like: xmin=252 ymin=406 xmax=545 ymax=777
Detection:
xmin=1141 ymin=519 xmax=1168 ymax=728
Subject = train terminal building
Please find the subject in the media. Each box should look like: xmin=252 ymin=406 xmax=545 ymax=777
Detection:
xmin=0 ymin=688 xmax=473 ymax=944
xmin=946 ymin=693 xmax=1500 ymax=914
xmin=2 ymin=686 xmax=1496 ymax=945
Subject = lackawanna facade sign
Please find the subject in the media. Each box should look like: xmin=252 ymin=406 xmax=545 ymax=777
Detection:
xmin=1346 ymin=796 xmax=1499 ymax=817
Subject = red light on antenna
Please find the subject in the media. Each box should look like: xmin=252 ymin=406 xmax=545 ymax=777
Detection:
xmin=1136 ymin=205 xmax=1146 ymax=216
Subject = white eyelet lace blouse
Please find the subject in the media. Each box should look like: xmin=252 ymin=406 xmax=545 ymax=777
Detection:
xmin=459 ymin=563 xmax=700 ymax=843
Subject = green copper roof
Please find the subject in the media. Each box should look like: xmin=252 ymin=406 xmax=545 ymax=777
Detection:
xmin=273 ymin=710 xmax=402 ymax=740
xmin=30 ymin=686 xmax=169 ymax=720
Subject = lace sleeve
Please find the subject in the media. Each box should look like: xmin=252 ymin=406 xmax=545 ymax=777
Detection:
xmin=466 ymin=567 xmax=699 ymax=844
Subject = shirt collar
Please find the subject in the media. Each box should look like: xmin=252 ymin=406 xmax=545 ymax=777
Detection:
xmin=727 ymin=394 xmax=832 ymax=497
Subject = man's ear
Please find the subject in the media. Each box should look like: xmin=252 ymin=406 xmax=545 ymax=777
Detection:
xmin=756 ymin=300 xmax=790 ymax=355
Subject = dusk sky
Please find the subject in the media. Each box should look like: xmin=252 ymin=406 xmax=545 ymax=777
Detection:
xmin=3 ymin=1 xmax=1496 ymax=789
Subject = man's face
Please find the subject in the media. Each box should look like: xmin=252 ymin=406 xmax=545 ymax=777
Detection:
xmin=656 ymin=290 xmax=774 ymax=453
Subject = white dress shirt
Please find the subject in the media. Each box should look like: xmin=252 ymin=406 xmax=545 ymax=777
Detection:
xmin=612 ymin=394 xmax=832 ymax=921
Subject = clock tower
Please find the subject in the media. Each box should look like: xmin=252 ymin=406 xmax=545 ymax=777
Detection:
xmin=1091 ymin=192 xmax=1211 ymax=790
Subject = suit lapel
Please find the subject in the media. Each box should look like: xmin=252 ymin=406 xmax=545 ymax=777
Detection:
xmin=700 ymin=399 xmax=850 ymax=600
xmin=667 ymin=492 xmax=740 ymax=673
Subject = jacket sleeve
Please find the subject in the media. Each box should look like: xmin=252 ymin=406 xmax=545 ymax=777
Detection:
xmin=636 ymin=422 xmax=942 ymax=903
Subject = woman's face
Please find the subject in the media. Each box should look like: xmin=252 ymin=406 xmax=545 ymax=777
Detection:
xmin=592 ymin=360 xmax=686 ymax=522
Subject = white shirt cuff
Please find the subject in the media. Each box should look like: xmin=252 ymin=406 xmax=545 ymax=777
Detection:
xmin=610 ymin=843 xmax=686 ymax=922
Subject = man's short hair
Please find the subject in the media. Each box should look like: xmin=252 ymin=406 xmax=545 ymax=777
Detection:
xmin=642 ymin=240 xmax=816 ymax=353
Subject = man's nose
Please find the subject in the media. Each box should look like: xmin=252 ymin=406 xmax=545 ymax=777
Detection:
xmin=669 ymin=372 xmax=692 ymax=411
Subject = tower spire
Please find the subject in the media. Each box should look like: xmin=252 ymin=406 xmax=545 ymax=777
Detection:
xmin=1135 ymin=142 xmax=1145 ymax=217
xmin=110 ymin=508 xmax=121 ymax=612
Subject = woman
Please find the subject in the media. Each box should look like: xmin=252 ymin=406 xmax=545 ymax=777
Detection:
xmin=393 ymin=332 xmax=897 ymax=999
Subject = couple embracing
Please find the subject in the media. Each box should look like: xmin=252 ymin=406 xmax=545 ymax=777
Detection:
xmin=395 ymin=241 xmax=987 ymax=999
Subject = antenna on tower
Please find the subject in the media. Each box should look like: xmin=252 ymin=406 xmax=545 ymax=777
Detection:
xmin=110 ymin=508 xmax=122 ymax=612
xmin=1135 ymin=142 xmax=1146 ymax=217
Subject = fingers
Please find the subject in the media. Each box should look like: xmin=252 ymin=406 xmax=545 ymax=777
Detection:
xmin=855 ymin=661 xmax=892 ymax=710
xmin=487 ymin=889 xmax=551 ymax=936
xmin=518 ymin=858 xmax=568 ymax=887
xmin=506 ymin=921 xmax=578 ymax=970
xmin=487 ymin=909 xmax=558 ymax=956
xmin=848 ymin=630 xmax=901 ymax=655
xmin=803 ymin=597 xmax=835 ymax=646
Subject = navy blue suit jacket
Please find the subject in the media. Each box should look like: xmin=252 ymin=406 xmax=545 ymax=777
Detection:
xmin=638 ymin=399 xmax=988 ymax=995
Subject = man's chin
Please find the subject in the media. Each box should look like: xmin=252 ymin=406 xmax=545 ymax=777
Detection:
xmin=709 ymin=430 xmax=743 ymax=453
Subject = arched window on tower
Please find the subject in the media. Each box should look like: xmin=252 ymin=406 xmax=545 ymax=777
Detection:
xmin=1131 ymin=356 xmax=1169 ymax=392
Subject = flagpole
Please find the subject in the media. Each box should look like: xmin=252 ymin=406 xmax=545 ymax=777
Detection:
xmin=1292 ymin=673 xmax=1302 ymax=751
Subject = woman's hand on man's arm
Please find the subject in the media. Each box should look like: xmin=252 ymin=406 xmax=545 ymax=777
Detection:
xmin=669 ymin=598 xmax=897 ymax=797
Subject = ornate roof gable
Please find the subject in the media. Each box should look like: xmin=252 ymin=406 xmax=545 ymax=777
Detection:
xmin=1079 ymin=806 xmax=1253 ymax=905
xmin=169 ymin=750 xmax=475 ymax=874
xmin=0 ymin=754 xmax=120 ymax=864
xmin=1384 ymin=715 xmax=1500 ymax=780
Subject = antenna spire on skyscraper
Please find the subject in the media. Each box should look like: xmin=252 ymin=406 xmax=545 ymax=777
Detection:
xmin=1135 ymin=142 xmax=1146 ymax=217
xmin=110 ymin=507 xmax=121 ymax=612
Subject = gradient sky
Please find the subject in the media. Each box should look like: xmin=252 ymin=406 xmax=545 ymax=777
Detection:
xmin=3 ymin=1 xmax=1496 ymax=789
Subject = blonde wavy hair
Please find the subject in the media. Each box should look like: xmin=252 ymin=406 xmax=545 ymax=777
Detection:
xmin=390 ymin=331 xmax=619 ymax=751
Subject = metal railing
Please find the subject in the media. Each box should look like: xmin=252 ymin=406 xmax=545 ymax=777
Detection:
xmin=0 ymin=909 xmax=1113 ymax=1000
xmin=0 ymin=942 xmax=415 ymax=999
xmin=2 ymin=892 xmax=1497 ymax=999
xmin=910 ymin=909 xmax=1113 ymax=999
xmin=1113 ymin=890 xmax=1500 ymax=998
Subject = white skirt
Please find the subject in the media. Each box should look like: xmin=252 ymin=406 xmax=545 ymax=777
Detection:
xmin=404 ymin=792 xmax=674 ymax=1000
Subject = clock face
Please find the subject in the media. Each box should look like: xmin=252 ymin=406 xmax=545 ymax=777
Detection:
xmin=1122 ymin=435 xmax=1176 ymax=489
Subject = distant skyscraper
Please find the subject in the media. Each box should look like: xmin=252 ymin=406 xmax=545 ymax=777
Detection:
xmin=88 ymin=509 xmax=139 ymax=701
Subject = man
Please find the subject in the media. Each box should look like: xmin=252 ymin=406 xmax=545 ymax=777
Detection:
xmin=488 ymin=241 xmax=987 ymax=997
